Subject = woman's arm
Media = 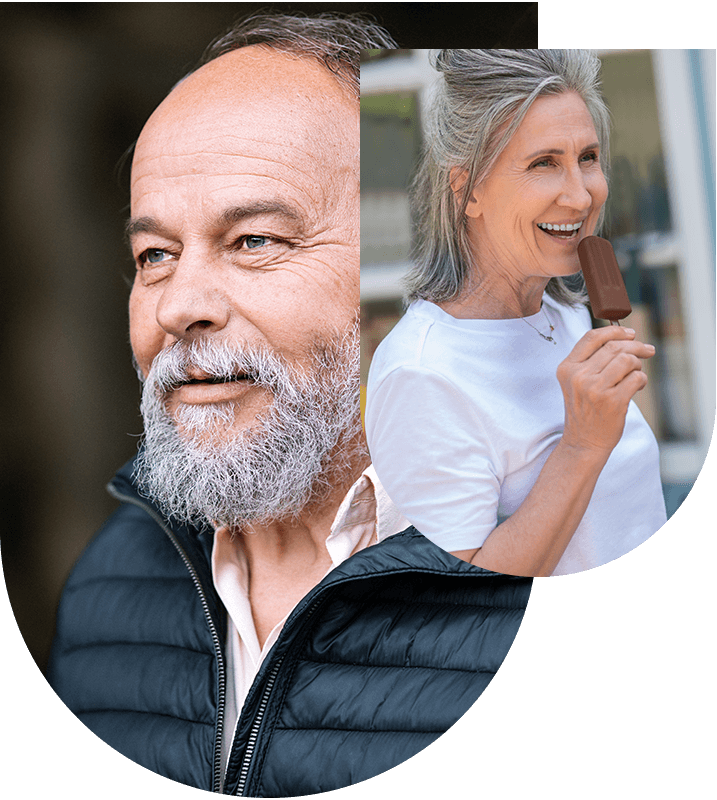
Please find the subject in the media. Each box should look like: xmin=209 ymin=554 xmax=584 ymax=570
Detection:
xmin=453 ymin=325 xmax=655 ymax=577
xmin=452 ymin=440 xmax=609 ymax=575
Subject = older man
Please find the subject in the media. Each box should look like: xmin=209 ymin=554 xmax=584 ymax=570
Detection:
xmin=49 ymin=14 xmax=531 ymax=796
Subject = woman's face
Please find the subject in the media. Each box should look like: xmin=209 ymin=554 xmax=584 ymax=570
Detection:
xmin=465 ymin=91 xmax=608 ymax=282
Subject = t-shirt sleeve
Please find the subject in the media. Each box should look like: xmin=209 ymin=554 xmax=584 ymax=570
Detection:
xmin=365 ymin=364 xmax=502 ymax=552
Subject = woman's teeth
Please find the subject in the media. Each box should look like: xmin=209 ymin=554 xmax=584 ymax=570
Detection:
xmin=537 ymin=220 xmax=583 ymax=237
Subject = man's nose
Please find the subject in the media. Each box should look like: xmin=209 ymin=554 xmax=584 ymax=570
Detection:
xmin=154 ymin=252 xmax=231 ymax=339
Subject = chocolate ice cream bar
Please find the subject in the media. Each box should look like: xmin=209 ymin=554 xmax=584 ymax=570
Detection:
xmin=577 ymin=236 xmax=632 ymax=322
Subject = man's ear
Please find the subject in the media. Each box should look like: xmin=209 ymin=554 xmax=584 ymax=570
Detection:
xmin=449 ymin=167 xmax=482 ymax=219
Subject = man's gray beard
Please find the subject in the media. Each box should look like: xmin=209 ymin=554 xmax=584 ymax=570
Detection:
xmin=134 ymin=321 xmax=365 ymax=529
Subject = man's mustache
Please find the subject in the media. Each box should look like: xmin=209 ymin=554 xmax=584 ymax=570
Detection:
xmin=144 ymin=339 xmax=287 ymax=397
xmin=137 ymin=318 xmax=360 ymax=402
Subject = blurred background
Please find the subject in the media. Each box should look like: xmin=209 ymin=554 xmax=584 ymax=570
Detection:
xmin=361 ymin=49 xmax=715 ymax=522
xmin=0 ymin=4 xmax=537 ymax=674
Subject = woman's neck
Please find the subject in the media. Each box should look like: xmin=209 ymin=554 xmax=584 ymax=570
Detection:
xmin=439 ymin=271 xmax=549 ymax=321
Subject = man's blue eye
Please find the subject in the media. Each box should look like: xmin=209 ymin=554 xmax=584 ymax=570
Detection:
xmin=145 ymin=248 xmax=168 ymax=263
xmin=245 ymin=236 xmax=268 ymax=249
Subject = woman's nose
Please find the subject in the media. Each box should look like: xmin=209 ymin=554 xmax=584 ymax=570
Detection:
xmin=557 ymin=167 xmax=593 ymax=211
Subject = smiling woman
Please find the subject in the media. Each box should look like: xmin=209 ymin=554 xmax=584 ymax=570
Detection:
xmin=442 ymin=91 xmax=608 ymax=320
xmin=365 ymin=49 xmax=667 ymax=577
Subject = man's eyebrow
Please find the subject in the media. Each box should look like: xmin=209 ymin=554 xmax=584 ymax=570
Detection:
xmin=125 ymin=200 xmax=308 ymax=242
xmin=525 ymin=142 xmax=600 ymax=160
xmin=219 ymin=200 xmax=307 ymax=229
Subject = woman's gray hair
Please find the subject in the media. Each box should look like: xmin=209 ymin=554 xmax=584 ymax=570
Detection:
xmin=196 ymin=11 xmax=397 ymax=100
xmin=407 ymin=49 xmax=611 ymax=306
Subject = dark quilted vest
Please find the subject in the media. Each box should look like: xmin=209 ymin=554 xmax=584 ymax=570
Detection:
xmin=49 ymin=458 xmax=531 ymax=796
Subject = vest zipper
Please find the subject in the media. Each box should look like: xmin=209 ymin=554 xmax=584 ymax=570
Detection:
xmin=234 ymin=656 xmax=284 ymax=796
xmin=233 ymin=595 xmax=325 ymax=796
xmin=106 ymin=486 xmax=227 ymax=793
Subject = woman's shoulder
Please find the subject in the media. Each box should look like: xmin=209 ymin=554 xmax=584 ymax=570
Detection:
xmin=371 ymin=301 xmax=434 ymax=371
xmin=374 ymin=300 xmax=476 ymax=365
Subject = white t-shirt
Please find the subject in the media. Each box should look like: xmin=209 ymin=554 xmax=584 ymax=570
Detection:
xmin=365 ymin=296 xmax=667 ymax=575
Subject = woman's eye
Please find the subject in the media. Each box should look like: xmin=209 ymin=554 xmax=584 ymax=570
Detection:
xmin=530 ymin=152 xmax=598 ymax=170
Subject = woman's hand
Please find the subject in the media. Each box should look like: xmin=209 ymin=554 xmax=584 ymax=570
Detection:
xmin=556 ymin=326 xmax=655 ymax=456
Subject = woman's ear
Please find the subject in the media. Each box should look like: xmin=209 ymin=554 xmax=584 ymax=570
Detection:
xmin=449 ymin=167 xmax=482 ymax=218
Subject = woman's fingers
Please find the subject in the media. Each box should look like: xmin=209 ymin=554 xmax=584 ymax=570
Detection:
xmin=565 ymin=325 xmax=637 ymax=363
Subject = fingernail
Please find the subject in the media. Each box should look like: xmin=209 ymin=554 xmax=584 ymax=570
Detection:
xmin=624 ymin=328 xmax=635 ymax=335
xmin=646 ymin=343 xmax=655 ymax=351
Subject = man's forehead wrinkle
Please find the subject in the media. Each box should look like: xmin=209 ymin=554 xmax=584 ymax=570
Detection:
xmin=137 ymin=134 xmax=329 ymax=162
xmin=130 ymin=143 xmax=335 ymax=199
xmin=130 ymin=177 xmax=319 ymax=212
xmin=139 ymin=76 xmax=356 ymax=173
xmin=132 ymin=172 xmax=326 ymax=208
xmin=130 ymin=164 xmax=344 ymax=232
xmin=133 ymin=153 xmax=325 ymax=189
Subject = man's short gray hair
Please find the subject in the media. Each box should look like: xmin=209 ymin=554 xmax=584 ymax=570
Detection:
xmin=407 ymin=49 xmax=611 ymax=306
xmin=196 ymin=11 xmax=397 ymax=99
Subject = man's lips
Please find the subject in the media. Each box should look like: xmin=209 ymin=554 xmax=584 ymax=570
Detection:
xmin=168 ymin=374 xmax=255 ymax=404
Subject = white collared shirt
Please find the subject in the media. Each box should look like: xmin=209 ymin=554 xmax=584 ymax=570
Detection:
xmin=211 ymin=466 xmax=409 ymax=781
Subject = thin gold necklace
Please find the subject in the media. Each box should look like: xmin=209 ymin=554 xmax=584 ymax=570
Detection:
xmin=476 ymin=284 xmax=557 ymax=344
xmin=521 ymin=306 xmax=556 ymax=344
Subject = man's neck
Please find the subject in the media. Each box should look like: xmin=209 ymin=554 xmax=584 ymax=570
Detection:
xmin=223 ymin=443 xmax=370 ymax=646
xmin=229 ymin=432 xmax=370 ymax=563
